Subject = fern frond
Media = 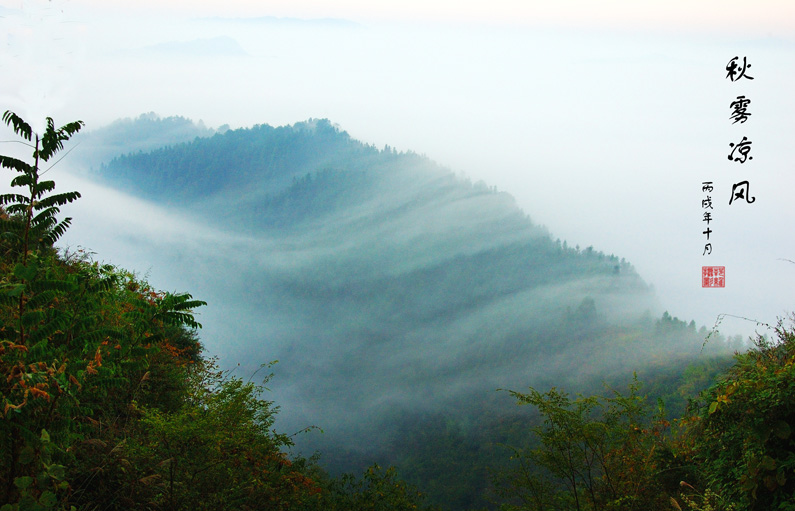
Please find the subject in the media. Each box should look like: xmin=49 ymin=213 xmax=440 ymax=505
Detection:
xmin=60 ymin=120 xmax=84 ymax=135
xmin=32 ymin=207 xmax=59 ymax=226
xmin=74 ymin=328 xmax=124 ymax=347
xmin=37 ymin=118 xmax=84 ymax=162
xmin=173 ymin=299 xmax=209 ymax=311
xmin=0 ymin=155 xmax=31 ymax=173
xmin=25 ymin=289 xmax=58 ymax=309
xmin=85 ymin=275 xmax=118 ymax=293
xmin=37 ymin=191 xmax=81 ymax=209
xmin=34 ymin=179 xmax=56 ymax=196
xmin=3 ymin=203 xmax=29 ymax=215
xmin=121 ymin=310 xmax=148 ymax=324
xmin=154 ymin=292 xmax=207 ymax=328
xmin=30 ymin=279 xmax=79 ymax=294
xmin=159 ymin=311 xmax=203 ymax=329
xmin=10 ymin=173 xmax=34 ymax=188
xmin=2 ymin=111 xmax=33 ymax=141
xmin=28 ymin=314 xmax=70 ymax=343
xmin=41 ymin=217 xmax=73 ymax=245
xmin=21 ymin=309 xmax=46 ymax=328
xmin=0 ymin=194 xmax=29 ymax=205
xmin=0 ymin=283 xmax=26 ymax=302
xmin=161 ymin=292 xmax=208 ymax=312
xmin=27 ymin=338 xmax=50 ymax=358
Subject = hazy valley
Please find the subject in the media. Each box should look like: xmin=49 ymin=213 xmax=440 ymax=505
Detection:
xmin=51 ymin=114 xmax=743 ymax=508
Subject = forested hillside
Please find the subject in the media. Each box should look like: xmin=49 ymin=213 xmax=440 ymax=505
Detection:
xmin=86 ymin=116 xmax=751 ymax=508
xmin=5 ymin=112 xmax=792 ymax=511
xmin=74 ymin=113 xmax=218 ymax=170
xmin=0 ymin=112 xmax=439 ymax=511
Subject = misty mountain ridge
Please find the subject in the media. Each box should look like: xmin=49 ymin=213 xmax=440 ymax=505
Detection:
xmin=89 ymin=115 xmax=735 ymax=508
xmin=75 ymin=112 xmax=220 ymax=169
xmin=97 ymin=117 xmax=651 ymax=315
xmin=91 ymin=117 xmax=718 ymax=391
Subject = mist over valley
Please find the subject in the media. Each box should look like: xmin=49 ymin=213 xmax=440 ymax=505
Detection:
xmin=49 ymin=114 xmax=744 ymax=507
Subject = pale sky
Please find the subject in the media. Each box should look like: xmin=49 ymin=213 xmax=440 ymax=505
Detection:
xmin=2 ymin=0 xmax=795 ymax=339
xmin=33 ymin=0 xmax=795 ymax=33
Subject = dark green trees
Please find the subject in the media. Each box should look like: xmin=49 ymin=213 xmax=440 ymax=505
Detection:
xmin=685 ymin=320 xmax=795 ymax=510
xmin=497 ymin=318 xmax=795 ymax=511
xmin=496 ymin=378 xmax=670 ymax=511
xmin=0 ymin=111 xmax=212 ymax=509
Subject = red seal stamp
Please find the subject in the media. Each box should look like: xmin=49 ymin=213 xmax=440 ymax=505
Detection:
xmin=702 ymin=266 xmax=725 ymax=288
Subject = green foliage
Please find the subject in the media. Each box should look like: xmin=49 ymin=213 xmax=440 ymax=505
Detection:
xmin=0 ymin=110 xmax=434 ymax=511
xmin=310 ymin=464 xmax=440 ymax=511
xmin=0 ymin=111 xmax=83 ymax=263
xmin=0 ymin=429 xmax=74 ymax=511
xmin=671 ymin=482 xmax=739 ymax=511
xmin=0 ymin=112 xmax=205 ymax=508
xmin=496 ymin=377 xmax=670 ymax=511
xmin=76 ymin=359 xmax=323 ymax=510
xmin=14 ymin=109 xmax=794 ymax=511
xmin=380 ymin=412 xmax=497 ymax=510
xmin=682 ymin=319 xmax=795 ymax=510
xmin=495 ymin=319 xmax=795 ymax=511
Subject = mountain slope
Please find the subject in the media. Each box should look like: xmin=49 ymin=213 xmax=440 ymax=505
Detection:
xmin=91 ymin=117 xmax=729 ymax=508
